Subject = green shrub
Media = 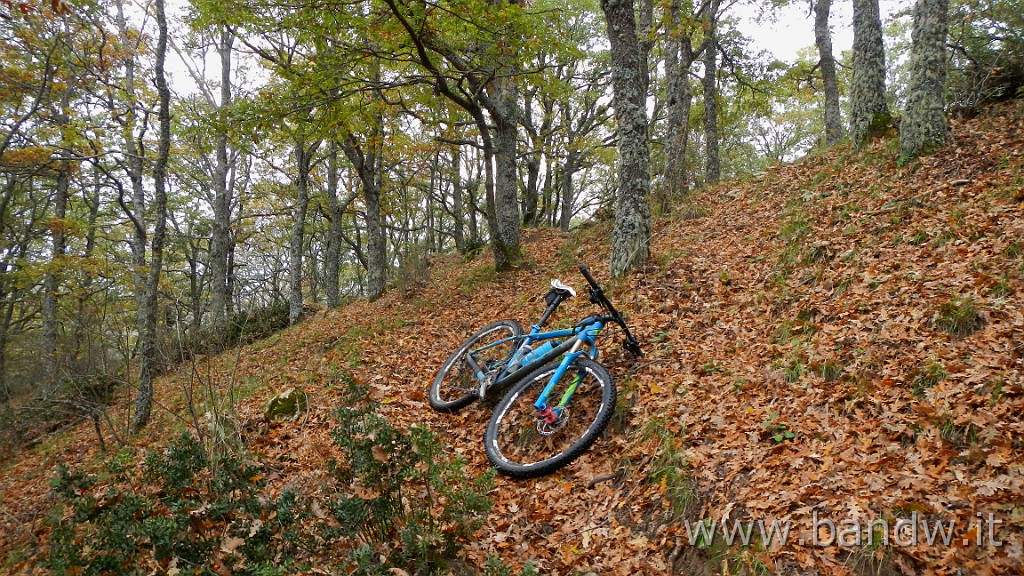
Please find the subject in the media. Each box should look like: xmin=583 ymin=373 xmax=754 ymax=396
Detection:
xmin=41 ymin=377 xmax=494 ymax=575
xmin=484 ymin=555 xmax=540 ymax=576
xmin=818 ymin=361 xmax=844 ymax=383
xmin=184 ymin=302 xmax=292 ymax=356
xmin=642 ymin=420 xmax=694 ymax=518
xmin=463 ymin=237 xmax=487 ymax=258
xmin=44 ymin=432 xmax=309 ymax=575
xmin=327 ymin=378 xmax=494 ymax=575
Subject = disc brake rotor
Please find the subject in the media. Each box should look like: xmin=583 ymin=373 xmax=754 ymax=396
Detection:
xmin=537 ymin=408 xmax=569 ymax=436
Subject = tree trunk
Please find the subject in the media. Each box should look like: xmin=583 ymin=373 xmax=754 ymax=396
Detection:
xmin=42 ymin=146 xmax=69 ymax=392
xmin=132 ymin=0 xmax=171 ymax=431
xmin=209 ymin=26 xmax=234 ymax=331
xmin=850 ymin=0 xmax=891 ymax=146
xmin=324 ymin=143 xmax=343 ymax=308
xmin=702 ymin=24 xmax=721 ymax=184
xmin=814 ymin=0 xmax=845 ymax=146
xmin=523 ymin=154 xmax=540 ymax=227
xmin=637 ymin=0 xmax=654 ymax=96
xmin=900 ymin=0 xmax=950 ymax=158
xmin=559 ymin=152 xmax=579 ymax=231
xmin=114 ymin=0 xmax=148 ymax=411
xmin=71 ymin=174 xmax=101 ymax=369
xmin=288 ymin=136 xmax=313 ymax=325
xmin=450 ymin=146 xmax=465 ymax=252
xmin=364 ymin=170 xmax=386 ymax=300
xmin=468 ymin=178 xmax=479 ymax=245
xmin=601 ymin=0 xmax=652 ymax=277
xmin=661 ymin=0 xmax=694 ymax=205
xmin=521 ymin=96 xmax=541 ymax=227
xmin=0 ymin=280 xmax=15 ymax=403
xmin=487 ymin=83 xmax=523 ymax=270
xmin=341 ymin=133 xmax=387 ymax=300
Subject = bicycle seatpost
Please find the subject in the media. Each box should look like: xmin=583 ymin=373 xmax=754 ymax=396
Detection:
xmin=536 ymin=294 xmax=562 ymax=327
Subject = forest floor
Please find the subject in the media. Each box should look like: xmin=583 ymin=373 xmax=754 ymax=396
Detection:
xmin=2 ymin=102 xmax=1023 ymax=575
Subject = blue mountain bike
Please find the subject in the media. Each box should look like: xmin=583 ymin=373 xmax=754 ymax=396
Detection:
xmin=430 ymin=264 xmax=642 ymax=478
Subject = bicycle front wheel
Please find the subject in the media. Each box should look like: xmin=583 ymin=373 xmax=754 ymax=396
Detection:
xmin=484 ymin=357 xmax=615 ymax=478
xmin=430 ymin=320 xmax=523 ymax=413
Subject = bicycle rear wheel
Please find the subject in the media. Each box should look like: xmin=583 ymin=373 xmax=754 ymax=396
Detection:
xmin=484 ymin=356 xmax=615 ymax=478
xmin=429 ymin=320 xmax=523 ymax=413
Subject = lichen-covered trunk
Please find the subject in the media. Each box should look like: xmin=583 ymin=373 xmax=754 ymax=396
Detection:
xmin=42 ymin=148 xmax=68 ymax=391
xmin=132 ymin=0 xmax=171 ymax=431
xmin=601 ymin=0 xmax=652 ymax=277
xmin=523 ymin=154 xmax=540 ymax=227
xmin=636 ymin=0 xmax=654 ymax=97
xmin=900 ymin=0 xmax=950 ymax=158
xmin=814 ymin=0 xmax=845 ymax=146
xmin=851 ymin=0 xmax=891 ymax=146
xmin=288 ymin=139 xmax=311 ymax=325
xmin=467 ymin=153 xmax=480 ymax=244
xmin=363 ymin=170 xmax=386 ymax=300
xmin=0 ymin=294 xmax=14 ymax=403
xmin=661 ymin=0 xmax=694 ymax=205
xmin=489 ymin=83 xmax=523 ymax=271
xmin=450 ymin=146 xmax=466 ymax=252
xmin=114 ymin=0 xmax=148 ymax=406
xmin=340 ymin=132 xmax=387 ymax=300
xmin=702 ymin=29 xmax=720 ymax=184
xmin=209 ymin=27 xmax=234 ymax=331
xmin=324 ymin=144 xmax=343 ymax=308
xmin=559 ymin=152 xmax=579 ymax=231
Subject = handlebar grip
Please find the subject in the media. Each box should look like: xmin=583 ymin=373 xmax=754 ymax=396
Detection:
xmin=578 ymin=262 xmax=619 ymax=316
xmin=577 ymin=263 xmax=599 ymax=289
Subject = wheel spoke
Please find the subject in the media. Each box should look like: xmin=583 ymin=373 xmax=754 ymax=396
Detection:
xmin=433 ymin=323 xmax=519 ymax=405
xmin=489 ymin=363 xmax=610 ymax=469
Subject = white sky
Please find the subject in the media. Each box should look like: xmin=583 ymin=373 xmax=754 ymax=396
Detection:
xmin=738 ymin=0 xmax=910 ymax=63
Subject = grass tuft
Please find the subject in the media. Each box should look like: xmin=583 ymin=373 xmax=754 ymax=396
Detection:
xmin=934 ymin=296 xmax=985 ymax=338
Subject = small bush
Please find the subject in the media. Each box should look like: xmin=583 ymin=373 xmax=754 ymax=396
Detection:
xmin=782 ymin=356 xmax=805 ymax=383
xmin=44 ymin=432 xmax=309 ymax=574
xmin=484 ymin=555 xmax=540 ymax=576
xmin=991 ymin=277 xmax=1013 ymax=299
xmin=803 ymin=242 xmax=834 ymax=265
xmin=327 ymin=377 xmax=494 ymax=574
xmin=462 ymin=237 xmax=487 ymax=259
xmin=934 ymin=296 xmax=985 ymax=337
xmin=643 ymin=420 xmax=694 ymax=518
xmin=678 ymin=202 xmax=707 ymax=221
xmin=394 ymin=246 xmax=431 ymax=295
xmin=185 ymin=302 xmax=292 ymax=356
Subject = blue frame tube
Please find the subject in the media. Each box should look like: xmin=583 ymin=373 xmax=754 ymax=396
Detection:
xmin=533 ymin=321 xmax=603 ymax=410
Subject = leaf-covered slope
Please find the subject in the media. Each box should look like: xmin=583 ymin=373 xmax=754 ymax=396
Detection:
xmin=2 ymin=103 xmax=1023 ymax=575
xmin=235 ymin=102 xmax=1023 ymax=575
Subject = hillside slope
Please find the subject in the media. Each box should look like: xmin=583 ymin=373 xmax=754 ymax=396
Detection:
xmin=2 ymin=102 xmax=1023 ymax=575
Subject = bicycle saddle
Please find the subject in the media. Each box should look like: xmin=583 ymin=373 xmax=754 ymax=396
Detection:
xmin=550 ymin=279 xmax=577 ymax=298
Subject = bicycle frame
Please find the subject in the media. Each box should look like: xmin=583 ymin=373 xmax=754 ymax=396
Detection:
xmin=465 ymin=313 xmax=605 ymax=411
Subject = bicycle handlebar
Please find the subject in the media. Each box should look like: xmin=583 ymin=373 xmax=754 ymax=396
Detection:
xmin=577 ymin=263 xmax=642 ymax=357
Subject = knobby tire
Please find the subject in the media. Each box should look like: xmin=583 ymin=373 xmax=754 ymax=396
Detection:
xmin=484 ymin=356 xmax=615 ymax=478
xmin=429 ymin=319 xmax=523 ymax=413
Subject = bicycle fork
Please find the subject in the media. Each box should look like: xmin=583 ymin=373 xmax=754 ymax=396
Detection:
xmin=534 ymin=324 xmax=601 ymax=426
